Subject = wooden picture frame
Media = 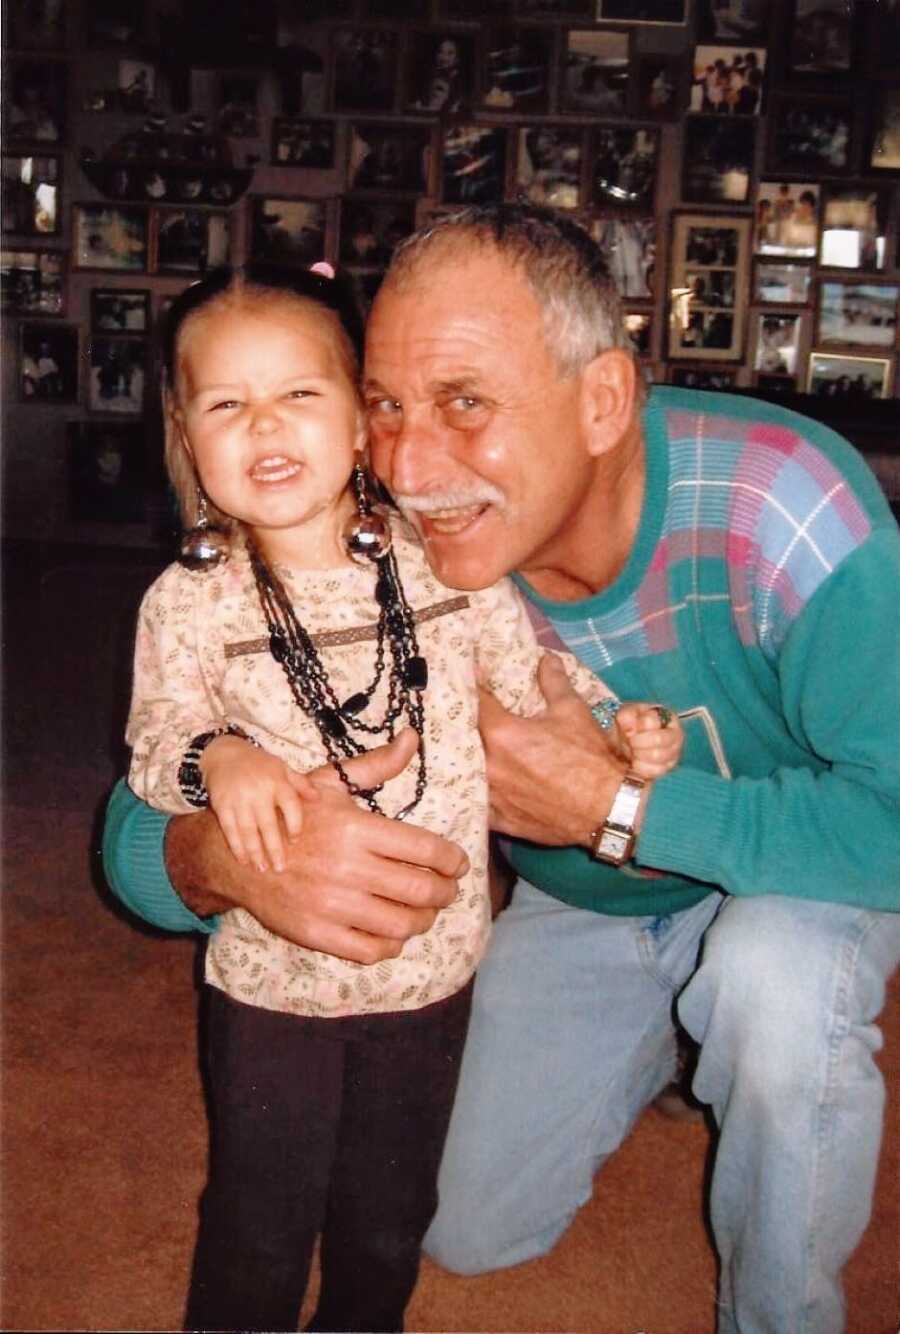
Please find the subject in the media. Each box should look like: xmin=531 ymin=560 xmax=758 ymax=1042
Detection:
xmin=819 ymin=185 xmax=890 ymax=272
xmin=816 ymin=281 xmax=899 ymax=350
xmin=440 ymin=123 xmax=507 ymax=205
xmin=90 ymin=287 xmax=151 ymax=333
xmin=868 ymin=85 xmax=900 ymax=174
xmin=807 ymin=351 xmax=893 ymax=400
xmin=2 ymin=154 xmax=60 ymax=236
xmin=338 ymin=196 xmax=416 ymax=267
xmin=331 ymin=27 xmax=400 ymax=114
xmin=349 ymin=122 xmax=433 ymax=195
xmin=768 ymin=95 xmax=852 ymax=174
xmin=72 ymin=203 xmax=147 ymax=272
xmin=67 ymin=420 xmax=147 ymax=524
xmin=787 ymin=0 xmax=857 ymax=78
xmin=590 ymin=217 xmax=656 ymax=300
xmin=248 ymin=197 xmax=330 ymax=266
xmin=696 ymin=0 xmax=773 ymax=43
xmin=753 ymin=260 xmax=812 ymax=306
xmin=668 ymin=212 xmax=751 ymax=362
xmin=689 ymin=45 xmax=766 ymax=116
xmin=755 ymin=181 xmax=819 ymax=258
xmin=632 ymin=55 xmax=684 ymax=121
xmin=1 ymin=247 xmax=66 ymax=316
xmin=597 ymin=0 xmax=686 ymax=20
xmin=87 ymin=335 xmax=147 ymax=415
xmin=515 ymin=125 xmax=585 ymax=210
xmin=481 ymin=25 xmax=552 ymax=114
xmin=18 ymin=320 xmax=79 ymax=403
xmin=682 ymin=116 xmax=755 ymax=205
xmin=753 ymin=311 xmax=802 ymax=376
xmin=271 ymin=118 xmax=336 ymax=168
xmin=404 ymin=29 xmax=476 ymax=115
xmin=590 ymin=126 xmax=658 ymax=211
xmin=154 ymin=209 xmax=230 ymax=275
xmin=560 ymin=29 xmax=629 ymax=116
xmin=4 ymin=58 xmax=66 ymax=146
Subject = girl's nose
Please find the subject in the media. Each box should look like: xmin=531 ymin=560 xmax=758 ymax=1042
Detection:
xmin=248 ymin=401 xmax=281 ymax=434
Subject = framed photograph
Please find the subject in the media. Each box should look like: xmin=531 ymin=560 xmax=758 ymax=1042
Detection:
xmin=7 ymin=0 xmax=67 ymax=49
xmin=561 ymin=29 xmax=629 ymax=115
xmin=819 ymin=186 xmax=889 ymax=272
xmin=670 ymin=365 xmax=736 ymax=389
xmin=90 ymin=287 xmax=150 ymax=333
xmin=73 ymin=204 xmax=147 ymax=271
xmin=816 ymin=281 xmax=899 ymax=349
xmin=18 ymin=321 xmax=78 ymax=403
xmin=696 ymin=0 xmax=773 ymax=43
xmin=868 ymin=85 xmax=900 ymax=173
xmin=67 ymin=420 xmax=147 ymax=524
xmin=753 ymin=313 xmax=802 ymax=376
xmin=4 ymin=59 xmax=66 ymax=145
xmin=482 ymin=25 xmax=551 ymax=113
xmin=155 ymin=210 xmax=230 ymax=275
xmin=118 ymin=60 xmax=155 ymax=114
xmin=668 ymin=212 xmax=751 ymax=361
xmin=1 ymin=248 xmax=65 ymax=315
xmin=755 ymin=181 xmax=819 ymax=258
xmin=332 ymin=28 xmax=399 ymax=113
xmin=866 ymin=1 xmax=900 ymax=76
xmin=590 ymin=218 xmax=656 ymax=299
xmin=441 ymin=124 xmax=507 ymax=204
xmin=682 ymin=116 xmax=755 ymax=205
xmin=85 ymin=0 xmax=142 ymax=48
xmin=515 ymin=126 xmax=585 ymax=209
xmin=339 ymin=197 xmax=416 ymax=266
xmin=754 ymin=261 xmax=812 ymax=306
xmin=2 ymin=155 xmax=60 ymax=236
xmin=217 ymin=73 xmax=259 ymax=138
xmin=807 ymin=351 xmax=893 ymax=400
xmin=272 ymin=118 xmax=336 ymax=168
xmin=349 ymin=123 xmax=432 ymax=194
xmin=768 ymin=95 xmax=852 ymax=174
xmin=690 ymin=46 xmax=765 ymax=116
xmin=633 ymin=55 xmax=683 ymax=120
xmin=87 ymin=335 xmax=147 ymax=414
xmin=591 ymin=127 xmax=658 ymax=210
xmin=623 ymin=310 xmax=653 ymax=357
xmin=404 ymin=30 xmax=476 ymax=114
xmin=596 ymin=0 xmax=686 ymax=19
xmin=787 ymin=0 xmax=856 ymax=76
xmin=249 ymin=197 xmax=329 ymax=265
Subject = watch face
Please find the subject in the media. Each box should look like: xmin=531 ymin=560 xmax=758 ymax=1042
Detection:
xmin=599 ymin=829 xmax=629 ymax=861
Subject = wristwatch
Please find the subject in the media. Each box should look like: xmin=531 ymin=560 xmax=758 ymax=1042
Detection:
xmin=589 ymin=773 xmax=646 ymax=865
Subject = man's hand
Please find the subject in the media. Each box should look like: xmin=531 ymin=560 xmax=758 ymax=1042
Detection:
xmin=479 ymin=656 xmax=633 ymax=847
xmin=165 ymin=729 xmax=466 ymax=964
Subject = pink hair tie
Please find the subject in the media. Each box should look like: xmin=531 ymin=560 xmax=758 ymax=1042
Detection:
xmin=309 ymin=261 xmax=335 ymax=279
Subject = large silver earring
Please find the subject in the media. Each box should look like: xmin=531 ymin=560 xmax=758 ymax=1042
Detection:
xmin=179 ymin=491 xmax=230 ymax=571
xmin=342 ymin=463 xmax=392 ymax=564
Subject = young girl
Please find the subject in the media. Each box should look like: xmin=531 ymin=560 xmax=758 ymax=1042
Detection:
xmin=126 ymin=262 xmax=682 ymax=1334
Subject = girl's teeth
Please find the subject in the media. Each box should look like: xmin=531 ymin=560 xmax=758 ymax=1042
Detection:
xmin=251 ymin=459 xmax=301 ymax=482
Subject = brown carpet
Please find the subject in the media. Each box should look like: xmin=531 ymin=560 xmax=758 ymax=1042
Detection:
xmin=2 ymin=547 xmax=898 ymax=1333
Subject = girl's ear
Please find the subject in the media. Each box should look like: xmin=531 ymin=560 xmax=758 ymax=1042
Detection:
xmin=164 ymin=385 xmax=193 ymax=461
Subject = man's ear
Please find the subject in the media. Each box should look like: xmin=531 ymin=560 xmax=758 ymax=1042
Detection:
xmin=580 ymin=348 xmax=639 ymax=458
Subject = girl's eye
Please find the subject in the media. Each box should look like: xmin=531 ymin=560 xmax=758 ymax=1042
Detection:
xmin=287 ymin=389 xmax=312 ymax=400
xmin=210 ymin=399 xmax=239 ymax=411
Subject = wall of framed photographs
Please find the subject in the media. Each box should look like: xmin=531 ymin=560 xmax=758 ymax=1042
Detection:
xmin=2 ymin=0 xmax=898 ymax=547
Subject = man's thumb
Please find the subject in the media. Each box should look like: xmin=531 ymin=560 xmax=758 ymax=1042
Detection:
xmin=315 ymin=727 xmax=419 ymax=793
xmin=537 ymin=652 xmax=578 ymax=705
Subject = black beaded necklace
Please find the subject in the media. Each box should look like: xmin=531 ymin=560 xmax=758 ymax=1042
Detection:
xmin=247 ymin=537 xmax=428 ymax=819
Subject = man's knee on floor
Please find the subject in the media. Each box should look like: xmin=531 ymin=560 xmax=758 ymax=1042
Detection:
xmin=425 ymin=1206 xmax=561 ymax=1277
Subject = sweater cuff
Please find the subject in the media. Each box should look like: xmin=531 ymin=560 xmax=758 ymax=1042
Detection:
xmin=634 ymin=767 xmax=732 ymax=890
xmin=102 ymin=780 xmax=219 ymax=935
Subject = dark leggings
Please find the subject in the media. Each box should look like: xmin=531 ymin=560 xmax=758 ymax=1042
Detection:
xmin=184 ymin=980 xmax=473 ymax=1333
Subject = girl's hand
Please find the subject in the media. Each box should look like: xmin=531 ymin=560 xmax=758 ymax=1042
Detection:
xmin=200 ymin=735 xmax=317 ymax=872
xmin=617 ymin=703 xmax=683 ymax=779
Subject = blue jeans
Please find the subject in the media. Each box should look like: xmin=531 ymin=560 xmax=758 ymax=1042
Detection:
xmin=425 ymin=880 xmax=900 ymax=1334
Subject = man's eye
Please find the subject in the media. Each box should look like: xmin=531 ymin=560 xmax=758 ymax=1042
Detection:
xmin=452 ymin=396 xmax=479 ymax=411
xmin=366 ymin=396 xmax=401 ymax=415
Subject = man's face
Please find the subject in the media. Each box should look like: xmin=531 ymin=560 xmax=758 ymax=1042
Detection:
xmin=364 ymin=248 xmax=595 ymax=591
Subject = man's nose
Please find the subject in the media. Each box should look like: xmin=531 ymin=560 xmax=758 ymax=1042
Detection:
xmin=381 ymin=413 xmax=445 ymax=495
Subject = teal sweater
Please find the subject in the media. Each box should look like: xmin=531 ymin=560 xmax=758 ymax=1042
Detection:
xmin=103 ymin=387 xmax=900 ymax=930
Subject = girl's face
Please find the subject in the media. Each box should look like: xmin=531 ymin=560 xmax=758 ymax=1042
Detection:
xmin=172 ymin=294 xmax=366 ymax=564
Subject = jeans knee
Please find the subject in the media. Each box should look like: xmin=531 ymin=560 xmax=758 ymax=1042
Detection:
xmin=424 ymin=1218 xmax=499 ymax=1277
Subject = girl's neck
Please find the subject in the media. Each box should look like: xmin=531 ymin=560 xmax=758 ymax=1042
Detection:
xmin=248 ymin=491 xmax=358 ymax=572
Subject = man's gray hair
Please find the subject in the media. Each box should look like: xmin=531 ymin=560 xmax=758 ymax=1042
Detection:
xmin=384 ymin=202 xmax=633 ymax=377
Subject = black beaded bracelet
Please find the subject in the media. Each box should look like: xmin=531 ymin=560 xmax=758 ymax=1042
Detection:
xmin=177 ymin=724 xmax=259 ymax=809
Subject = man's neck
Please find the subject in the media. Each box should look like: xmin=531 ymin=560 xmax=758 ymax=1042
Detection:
xmin=520 ymin=418 xmax=646 ymax=604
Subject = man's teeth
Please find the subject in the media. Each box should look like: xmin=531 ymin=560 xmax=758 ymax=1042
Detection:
xmin=424 ymin=504 xmax=486 ymax=533
xmin=251 ymin=457 xmax=301 ymax=482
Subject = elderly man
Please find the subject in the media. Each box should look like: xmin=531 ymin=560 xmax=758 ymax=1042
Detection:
xmin=104 ymin=203 xmax=900 ymax=1334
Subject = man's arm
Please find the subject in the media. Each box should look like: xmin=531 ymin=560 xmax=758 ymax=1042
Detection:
xmin=104 ymin=730 xmax=466 ymax=962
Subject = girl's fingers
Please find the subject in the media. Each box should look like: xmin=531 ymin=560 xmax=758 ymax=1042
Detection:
xmin=277 ymin=790 xmax=305 ymax=842
xmin=216 ymin=807 xmax=250 ymax=867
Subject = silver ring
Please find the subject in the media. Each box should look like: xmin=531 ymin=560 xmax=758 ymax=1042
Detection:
xmin=653 ymin=705 xmax=673 ymax=729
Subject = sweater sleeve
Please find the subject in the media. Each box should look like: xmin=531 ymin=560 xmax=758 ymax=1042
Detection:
xmin=472 ymin=578 xmax=614 ymax=715
xmin=102 ymin=779 xmax=218 ymax=934
xmin=636 ymin=530 xmax=900 ymax=912
xmin=126 ymin=565 xmax=227 ymax=814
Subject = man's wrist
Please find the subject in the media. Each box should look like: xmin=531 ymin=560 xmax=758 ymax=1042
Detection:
xmin=581 ymin=768 xmax=654 ymax=856
xmin=164 ymin=811 xmax=235 ymax=919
